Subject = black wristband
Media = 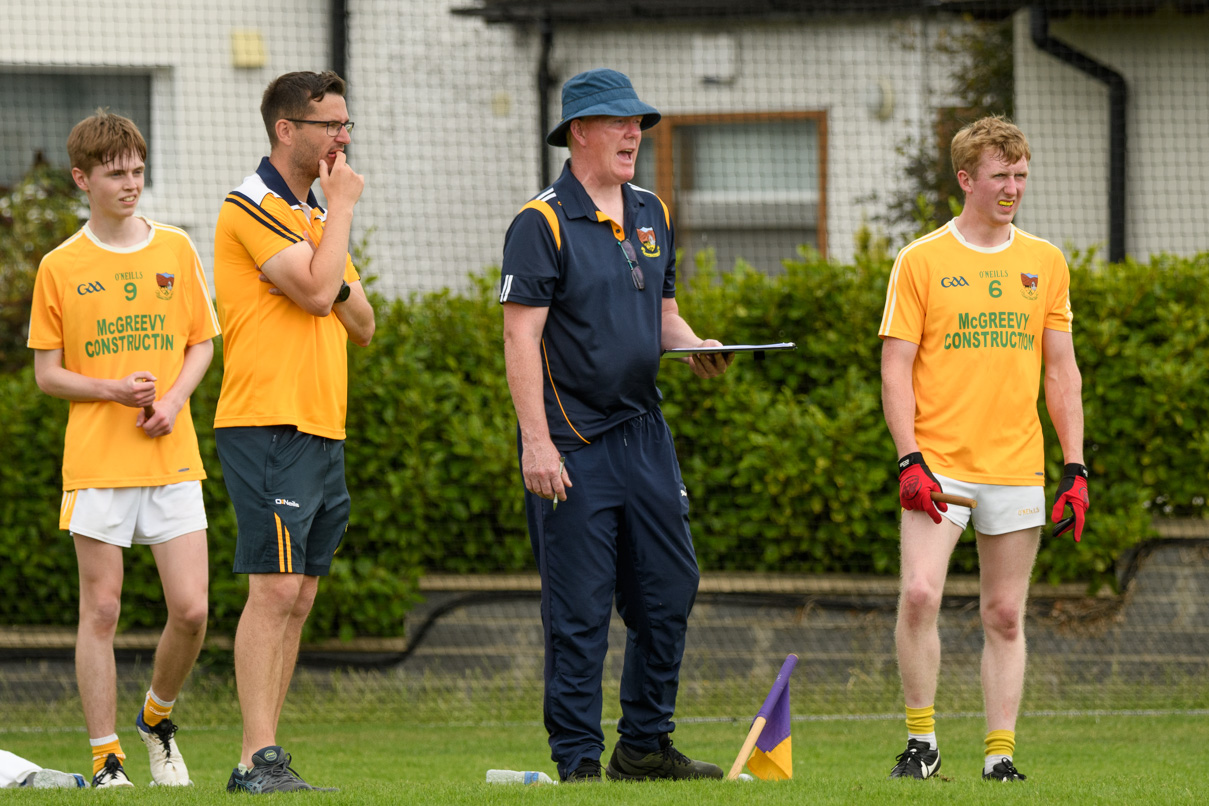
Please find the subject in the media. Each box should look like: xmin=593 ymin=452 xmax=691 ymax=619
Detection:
xmin=898 ymin=452 xmax=924 ymax=473
xmin=1061 ymin=463 xmax=1088 ymax=480
xmin=334 ymin=281 xmax=351 ymax=304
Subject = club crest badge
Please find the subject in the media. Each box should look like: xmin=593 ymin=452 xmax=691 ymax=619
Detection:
xmin=156 ymin=273 xmax=175 ymax=300
xmin=1019 ymin=272 xmax=1038 ymax=301
xmin=637 ymin=226 xmax=660 ymax=258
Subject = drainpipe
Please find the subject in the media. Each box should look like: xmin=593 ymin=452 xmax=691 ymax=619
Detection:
xmin=1030 ymin=6 xmax=1126 ymax=262
xmin=332 ymin=0 xmax=348 ymax=82
xmin=538 ymin=14 xmax=554 ymax=188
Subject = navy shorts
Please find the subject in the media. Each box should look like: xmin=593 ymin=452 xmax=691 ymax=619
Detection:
xmin=215 ymin=425 xmax=349 ymax=575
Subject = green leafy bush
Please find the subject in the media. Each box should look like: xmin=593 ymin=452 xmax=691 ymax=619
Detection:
xmin=0 ymin=164 xmax=83 ymax=374
xmin=2 ymin=250 xmax=1204 ymax=638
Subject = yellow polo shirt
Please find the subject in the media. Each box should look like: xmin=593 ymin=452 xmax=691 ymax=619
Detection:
xmin=213 ymin=159 xmax=359 ymax=439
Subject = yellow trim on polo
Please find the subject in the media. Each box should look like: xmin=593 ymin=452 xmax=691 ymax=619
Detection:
xmin=542 ymin=338 xmax=590 ymax=445
xmin=521 ymin=200 xmax=562 ymax=251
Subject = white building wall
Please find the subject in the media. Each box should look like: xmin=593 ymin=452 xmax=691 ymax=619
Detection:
xmin=537 ymin=16 xmax=945 ymax=269
xmin=349 ymin=1 xmax=538 ymax=295
xmin=1 ymin=1 xmax=986 ymax=296
xmin=2 ymin=0 xmax=332 ymax=279
xmin=350 ymin=8 xmax=957 ymax=292
xmin=1014 ymin=7 xmax=1209 ymax=260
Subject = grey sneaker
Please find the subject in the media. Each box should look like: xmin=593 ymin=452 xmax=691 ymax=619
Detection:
xmin=23 ymin=769 xmax=88 ymax=789
xmin=91 ymin=754 xmax=135 ymax=788
xmin=605 ymin=735 xmax=723 ymax=781
xmin=227 ymin=746 xmax=338 ymax=794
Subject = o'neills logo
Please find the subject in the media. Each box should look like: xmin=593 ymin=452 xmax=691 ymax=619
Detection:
xmin=275 ymin=498 xmax=300 ymax=508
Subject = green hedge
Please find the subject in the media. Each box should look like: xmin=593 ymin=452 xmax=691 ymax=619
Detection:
xmin=2 ymin=251 xmax=1205 ymax=638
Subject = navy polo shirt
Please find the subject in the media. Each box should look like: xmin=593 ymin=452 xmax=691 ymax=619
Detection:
xmin=500 ymin=161 xmax=677 ymax=452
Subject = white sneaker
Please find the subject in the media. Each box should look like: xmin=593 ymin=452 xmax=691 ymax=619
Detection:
xmin=24 ymin=769 xmax=88 ymax=788
xmin=91 ymin=754 xmax=134 ymax=788
xmin=136 ymin=713 xmax=192 ymax=786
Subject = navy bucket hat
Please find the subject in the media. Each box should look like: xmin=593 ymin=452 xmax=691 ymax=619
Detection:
xmin=546 ymin=68 xmax=661 ymax=148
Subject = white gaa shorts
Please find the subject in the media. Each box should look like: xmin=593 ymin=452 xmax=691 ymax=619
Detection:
xmin=60 ymin=481 xmax=207 ymax=546
xmin=933 ymin=473 xmax=1046 ymax=536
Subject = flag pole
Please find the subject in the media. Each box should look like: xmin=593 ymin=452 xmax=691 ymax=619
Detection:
xmin=727 ymin=716 xmax=768 ymax=780
xmin=727 ymin=653 xmax=798 ymax=781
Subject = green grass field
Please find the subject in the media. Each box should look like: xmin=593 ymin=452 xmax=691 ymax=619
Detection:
xmin=3 ymin=712 xmax=1203 ymax=804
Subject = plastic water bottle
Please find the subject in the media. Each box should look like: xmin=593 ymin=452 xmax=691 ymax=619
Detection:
xmin=486 ymin=769 xmax=556 ymax=785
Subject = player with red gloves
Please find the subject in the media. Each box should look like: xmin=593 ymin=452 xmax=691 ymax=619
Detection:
xmin=878 ymin=117 xmax=1088 ymax=783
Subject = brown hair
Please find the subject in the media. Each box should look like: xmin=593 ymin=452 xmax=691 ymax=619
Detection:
xmin=66 ymin=109 xmax=147 ymax=174
xmin=950 ymin=115 xmax=1031 ymax=182
xmin=261 ymin=71 xmax=347 ymax=146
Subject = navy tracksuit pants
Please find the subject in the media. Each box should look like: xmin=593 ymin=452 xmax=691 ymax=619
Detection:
xmin=523 ymin=409 xmax=700 ymax=779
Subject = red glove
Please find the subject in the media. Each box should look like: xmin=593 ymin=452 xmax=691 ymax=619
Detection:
xmin=1052 ymin=463 xmax=1089 ymax=542
xmin=898 ymin=452 xmax=947 ymax=524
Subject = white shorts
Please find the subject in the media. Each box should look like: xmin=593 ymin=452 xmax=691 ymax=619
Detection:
xmin=60 ymin=481 xmax=208 ymax=547
xmin=933 ymin=474 xmax=1046 ymax=536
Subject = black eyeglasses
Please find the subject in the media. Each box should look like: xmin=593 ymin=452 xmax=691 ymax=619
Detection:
xmin=285 ymin=119 xmax=355 ymax=136
xmin=618 ymin=239 xmax=645 ymax=291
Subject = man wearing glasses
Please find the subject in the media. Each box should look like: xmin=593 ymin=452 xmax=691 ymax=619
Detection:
xmin=499 ymin=68 xmax=731 ymax=784
xmin=213 ymin=70 xmax=374 ymax=793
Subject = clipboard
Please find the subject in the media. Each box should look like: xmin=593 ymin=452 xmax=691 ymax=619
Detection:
xmin=662 ymin=342 xmax=796 ymax=357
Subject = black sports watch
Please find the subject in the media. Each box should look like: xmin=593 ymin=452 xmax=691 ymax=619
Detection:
xmin=334 ymin=281 xmax=351 ymax=304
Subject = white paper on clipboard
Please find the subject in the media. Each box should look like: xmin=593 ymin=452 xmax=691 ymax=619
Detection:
xmin=662 ymin=342 xmax=795 ymax=356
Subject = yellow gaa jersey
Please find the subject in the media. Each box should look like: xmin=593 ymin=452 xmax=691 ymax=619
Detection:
xmin=27 ymin=219 xmax=220 ymax=490
xmin=878 ymin=221 xmax=1073 ymax=485
xmin=213 ymin=158 xmax=359 ymax=439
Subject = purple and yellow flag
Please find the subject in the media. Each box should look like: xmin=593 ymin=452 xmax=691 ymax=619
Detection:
xmin=746 ymin=654 xmax=797 ymax=780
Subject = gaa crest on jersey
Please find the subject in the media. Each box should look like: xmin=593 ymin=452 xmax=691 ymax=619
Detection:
xmin=637 ymin=226 xmax=660 ymax=258
xmin=1019 ymin=272 xmax=1039 ymax=301
xmin=156 ymin=273 xmax=175 ymax=300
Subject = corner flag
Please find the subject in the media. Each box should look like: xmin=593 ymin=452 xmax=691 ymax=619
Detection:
xmin=727 ymin=653 xmax=798 ymax=780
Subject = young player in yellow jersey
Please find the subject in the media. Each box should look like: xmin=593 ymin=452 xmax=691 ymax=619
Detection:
xmin=27 ymin=111 xmax=219 ymax=789
xmin=878 ymin=117 xmax=1089 ymax=783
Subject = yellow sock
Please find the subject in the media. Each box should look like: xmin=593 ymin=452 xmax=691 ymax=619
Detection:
xmin=905 ymin=704 xmax=936 ymax=735
xmin=90 ymin=736 xmax=124 ymax=776
xmin=142 ymin=689 xmax=174 ymax=727
xmin=985 ymin=729 xmax=1016 ymax=758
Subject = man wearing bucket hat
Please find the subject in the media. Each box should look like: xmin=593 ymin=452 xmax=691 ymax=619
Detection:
xmin=500 ymin=68 xmax=731 ymax=783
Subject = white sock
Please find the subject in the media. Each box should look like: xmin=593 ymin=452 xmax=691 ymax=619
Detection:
xmin=985 ymin=754 xmax=1011 ymax=774
xmin=147 ymin=688 xmax=176 ymax=709
xmin=908 ymin=732 xmax=937 ymax=750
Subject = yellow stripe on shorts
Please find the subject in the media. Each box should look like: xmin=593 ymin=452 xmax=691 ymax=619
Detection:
xmin=274 ymin=513 xmax=286 ymax=573
xmin=273 ymin=512 xmax=295 ymax=573
xmin=60 ymin=490 xmax=77 ymax=530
